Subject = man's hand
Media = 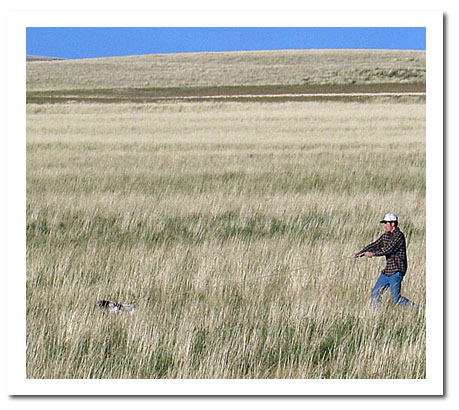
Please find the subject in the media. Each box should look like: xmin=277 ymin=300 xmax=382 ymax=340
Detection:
xmin=365 ymin=252 xmax=374 ymax=258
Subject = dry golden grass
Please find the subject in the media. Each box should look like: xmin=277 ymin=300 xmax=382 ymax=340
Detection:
xmin=26 ymin=99 xmax=425 ymax=379
xmin=26 ymin=49 xmax=426 ymax=91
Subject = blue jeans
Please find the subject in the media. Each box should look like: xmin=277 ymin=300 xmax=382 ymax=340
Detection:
xmin=370 ymin=272 xmax=413 ymax=308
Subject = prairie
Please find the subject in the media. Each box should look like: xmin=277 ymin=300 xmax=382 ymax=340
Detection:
xmin=26 ymin=50 xmax=426 ymax=379
xmin=27 ymin=49 xmax=425 ymax=91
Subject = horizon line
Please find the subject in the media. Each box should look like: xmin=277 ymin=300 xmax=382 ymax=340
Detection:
xmin=26 ymin=47 xmax=426 ymax=61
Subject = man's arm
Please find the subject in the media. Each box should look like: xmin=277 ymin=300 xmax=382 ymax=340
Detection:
xmin=359 ymin=235 xmax=384 ymax=254
xmin=351 ymin=235 xmax=384 ymax=258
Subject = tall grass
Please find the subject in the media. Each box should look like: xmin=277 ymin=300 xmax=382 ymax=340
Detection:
xmin=26 ymin=100 xmax=425 ymax=379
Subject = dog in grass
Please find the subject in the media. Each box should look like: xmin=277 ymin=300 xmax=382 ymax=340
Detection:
xmin=98 ymin=300 xmax=135 ymax=314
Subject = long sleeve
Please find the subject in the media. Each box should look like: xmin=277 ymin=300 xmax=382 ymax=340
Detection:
xmin=358 ymin=234 xmax=384 ymax=255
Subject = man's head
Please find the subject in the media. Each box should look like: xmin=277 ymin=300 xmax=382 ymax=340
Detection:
xmin=380 ymin=212 xmax=398 ymax=232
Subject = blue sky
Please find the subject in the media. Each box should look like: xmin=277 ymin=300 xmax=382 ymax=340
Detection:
xmin=26 ymin=27 xmax=426 ymax=59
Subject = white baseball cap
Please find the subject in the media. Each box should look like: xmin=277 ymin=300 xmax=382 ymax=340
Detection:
xmin=380 ymin=212 xmax=398 ymax=223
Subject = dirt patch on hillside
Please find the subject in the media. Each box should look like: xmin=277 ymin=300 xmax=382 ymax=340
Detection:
xmin=27 ymin=83 xmax=426 ymax=104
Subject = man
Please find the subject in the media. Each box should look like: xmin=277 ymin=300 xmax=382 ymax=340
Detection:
xmin=351 ymin=213 xmax=414 ymax=308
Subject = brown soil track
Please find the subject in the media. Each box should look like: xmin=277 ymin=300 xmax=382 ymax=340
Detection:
xmin=27 ymin=83 xmax=426 ymax=104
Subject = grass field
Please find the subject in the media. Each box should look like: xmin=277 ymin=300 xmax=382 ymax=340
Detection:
xmin=26 ymin=50 xmax=426 ymax=379
xmin=27 ymin=49 xmax=426 ymax=91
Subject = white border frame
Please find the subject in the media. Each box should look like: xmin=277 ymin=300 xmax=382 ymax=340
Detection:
xmin=6 ymin=10 xmax=443 ymax=396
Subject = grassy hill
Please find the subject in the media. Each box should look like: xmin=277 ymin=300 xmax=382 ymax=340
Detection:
xmin=26 ymin=49 xmax=425 ymax=91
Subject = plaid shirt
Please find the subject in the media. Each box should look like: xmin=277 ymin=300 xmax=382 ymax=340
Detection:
xmin=358 ymin=228 xmax=407 ymax=276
